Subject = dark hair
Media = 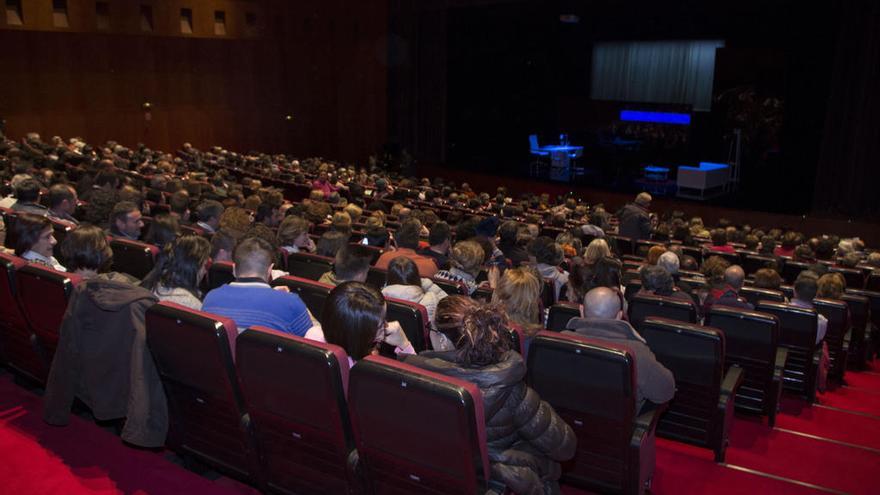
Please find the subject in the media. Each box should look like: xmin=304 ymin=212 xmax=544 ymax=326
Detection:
xmin=592 ymin=256 xmax=623 ymax=288
xmin=321 ymin=282 xmax=386 ymax=361
xmin=753 ymin=268 xmax=783 ymax=290
xmin=210 ymin=229 xmax=238 ymax=260
xmin=316 ymin=230 xmax=349 ymax=258
xmin=60 ymin=224 xmax=113 ymax=272
xmin=528 ymin=236 xmax=564 ymax=265
xmin=233 ymin=236 xmax=274 ymax=275
xmin=110 ymin=201 xmax=139 ymax=228
xmin=395 ymin=218 xmax=422 ymax=249
xmin=386 ymin=256 xmax=421 ymax=286
xmin=435 ymin=296 xmax=511 ymax=367
xmin=710 ymin=228 xmax=728 ymax=246
xmin=144 ymin=214 xmax=180 ymax=249
xmin=793 ymin=272 xmax=819 ymax=301
xmin=47 ymin=183 xmax=75 ymax=209
xmin=428 ymin=221 xmax=451 ymax=247
xmin=12 ymin=213 xmax=51 ymax=256
xmin=169 ymin=190 xmax=190 ymax=216
xmin=333 ymin=244 xmax=374 ymax=282
xmin=254 ymin=202 xmax=277 ymax=224
xmin=196 ymin=200 xmax=224 ymax=223
xmin=14 ymin=178 xmax=41 ymax=203
xmin=498 ymin=220 xmax=519 ymax=245
xmin=142 ymin=235 xmax=211 ymax=297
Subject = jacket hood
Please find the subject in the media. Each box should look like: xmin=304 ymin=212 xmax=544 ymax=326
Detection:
xmin=382 ymin=284 xmax=425 ymax=302
xmin=84 ymin=278 xmax=157 ymax=312
xmin=565 ymin=317 xmax=647 ymax=343
xmin=405 ymin=350 xmax=526 ymax=389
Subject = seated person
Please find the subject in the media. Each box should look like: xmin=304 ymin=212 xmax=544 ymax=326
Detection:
xmin=528 ymin=236 xmax=569 ymax=302
xmin=194 ymin=200 xmax=224 ymax=235
xmin=495 ymin=220 xmax=530 ymax=268
xmin=141 ymin=235 xmax=211 ymax=310
xmin=753 ymin=268 xmax=785 ymax=294
xmin=790 ymin=272 xmax=830 ymax=390
xmin=277 ymin=216 xmax=316 ymax=254
xmin=318 ymin=244 xmax=374 ymax=286
xmin=143 ymin=214 xmax=180 ymax=251
xmin=434 ymin=240 xmax=489 ymax=296
xmin=315 ymin=230 xmax=349 ymax=258
xmin=59 ymin=224 xmax=137 ymax=283
xmin=374 ymin=218 xmax=439 ymax=277
xmin=646 ymin=245 xmax=667 ymax=265
xmin=10 ymin=178 xmax=49 ymax=216
xmin=403 ymin=296 xmax=576 ymax=494
xmin=637 ymin=265 xmax=695 ymax=304
xmin=657 ymin=251 xmax=697 ymax=299
xmin=321 ymin=281 xmax=414 ymax=366
xmin=202 ymin=237 xmax=321 ymax=339
xmin=706 ymin=228 xmax=736 ymax=254
xmin=12 ymin=213 xmax=66 ymax=271
xmin=417 ymin=221 xmax=452 ymax=270
xmin=381 ymin=257 xmax=448 ymax=348
xmin=565 ymin=287 xmax=675 ymax=412
xmin=816 ymin=272 xmax=846 ymax=299
xmin=108 ymin=201 xmax=144 ymax=241
xmin=704 ymin=263 xmax=754 ymax=312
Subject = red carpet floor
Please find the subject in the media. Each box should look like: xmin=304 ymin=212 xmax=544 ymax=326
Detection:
xmin=2 ymin=361 xmax=880 ymax=494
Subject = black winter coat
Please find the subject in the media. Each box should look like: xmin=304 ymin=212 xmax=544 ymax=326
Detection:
xmin=403 ymin=350 xmax=576 ymax=495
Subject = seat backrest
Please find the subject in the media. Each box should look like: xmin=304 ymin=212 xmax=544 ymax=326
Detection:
xmin=628 ymin=293 xmax=697 ymax=332
xmin=110 ymin=238 xmax=159 ymax=280
xmin=236 ymin=327 xmax=354 ymax=494
xmin=846 ymin=289 xmax=880 ymax=329
xmin=526 ymin=331 xmax=636 ymax=493
xmin=680 ymin=246 xmax=704 ymax=265
xmin=781 ymin=261 xmax=812 ymax=284
xmin=813 ymin=298 xmax=849 ymax=376
xmin=742 ymin=255 xmax=779 ymax=276
xmin=385 ymin=296 xmax=431 ymax=352
xmin=635 ymin=240 xmax=664 ymax=258
xmin=866 ymin=272 xmax=880 ymax=292
xmin=841 ymin=293 xmax=869 ymax=334
xmin=607 ymin=234 xmax=635 ymax=256
xmin=829 ymin=266 xmax=865 ymax=290
xmin=432 ymin=277 xmax=467 ymax=296
xmin=285 ymin=252 xmax=334 ymax=281
xmin=739 ymin=286 xmax=786 ymax=307
xmin=0 ymin=252 xmax=45 ymax=381
xmin=546 ymin=302 xmax=581 ymax=331
xmin=205 ymin=260 xmax=235 ymax=292
xmin=348 ymin=355 xmax=489 ymax=495
xmin=145 ymin=302 xmax=255 ymax=479
xmin=706 ymin=306 xmax=779 ymax=371
xmin=756 ymin=302 xmax=817 ymax=353
xmin=365 ymin=266 xmax=387 ymax=290
xmin=16 ymin=264 xmax=81 ymax=360
xmin=272 ymin=275 xmax=333 ymax=318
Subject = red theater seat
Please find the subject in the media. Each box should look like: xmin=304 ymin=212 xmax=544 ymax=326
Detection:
xmin=271 ymin=275 xmax=333 ymax=318
xmin=627 ymin=293 xmax=697 ymax=333
xmin=0 ymin=252 xmax=45 ymax=382
xmin=813 ymin=298 xmax=850 ymax=381
xmin=110 ymin=238 xmax=159 ymax=280
xmin=16 ymin=263 xmax=81 ymax=368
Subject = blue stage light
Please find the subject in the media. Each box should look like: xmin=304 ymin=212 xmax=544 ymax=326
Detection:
xmin=619 ymin=110 xmax=691 ymax=125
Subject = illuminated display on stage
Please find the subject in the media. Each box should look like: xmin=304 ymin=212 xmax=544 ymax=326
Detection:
xmin=619 ymin=110 xmax=691 ymax=125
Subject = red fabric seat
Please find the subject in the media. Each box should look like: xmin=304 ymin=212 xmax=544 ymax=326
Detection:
xmin=0 ymin=252 xmax=45 ymax=382
xmin=16 ymin=263 xmax=82 ymax=370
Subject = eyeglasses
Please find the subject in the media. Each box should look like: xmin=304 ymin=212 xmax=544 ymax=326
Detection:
xmin=372 ymin=320 xmax=389 ymax=351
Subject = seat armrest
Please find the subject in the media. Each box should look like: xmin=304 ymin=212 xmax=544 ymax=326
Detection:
xmin=812 ymin=347 xmax=822 ymax=366
xmin=633 ymin=401 xmax=666 ymax=436
xmin=774 ymin=347 xmax=789 ymax=380
xmin=720 ymin=365 xmax=744 ymax=398
xmin=843 ymin=328 xmax=851 ymax=351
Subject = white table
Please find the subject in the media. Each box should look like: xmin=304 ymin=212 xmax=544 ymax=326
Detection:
xmin=676 ymin=162 xmax=729 ymax=199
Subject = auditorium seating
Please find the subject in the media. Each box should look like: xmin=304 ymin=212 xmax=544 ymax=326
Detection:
xmin=236 ymin=327 xmax=357 ymax=495
xmin=385 ymin=296 xmax=431 ymax=352
xmin=756 ymin=302 xmax=821 ymax=403
xmin=842 ymin=290 xmax=873 ymax=368
xmin=16 ymin=264 xmax=81 ymax=369
xmin=285 ymin=252 xmax=334 ymax=281
xmin=829 ymin=266 xmax=865 ymax=289
xmin=546 ymin=302 xmax=581 ymax=331
xmin=205 ymin=260 xmax=235 ymax=292
xmin=627 ymin=293 xmax=697 ymax=332
xmin=742 ymin=254 xmax=779 ymax=276
xmin=527 ymin=331 xmax=663 ymax=495
xmin=271 ymin=275 xmax=333 ymax=318
xmin=348 ymin=355 xmax=492 ymax=494
xmin=705 ymin=306 xmax=786 ymax=427
xmin=739 ymin=286 xmax=786 ymax=307
xmin=639 ymin=317 xmax=743 ymax=462
xmin=607 ymin=234 xmax=635 ymax=256
xmin=781 ymin=260 xmax=812 ymax=284
xmin=145 ymin=302 xmax=260 ymax=484
xmin=866 ymin=272 xmax=880 ymax=292
xmin=0 ymin=252 xmax=45 ymax=383
xmin=432 ymin=277 xmax=468 ymax=296
xmin=813 ymin=298 xmax=850 ymax=380
xmin=109 ymin=238 xmax=159 ymax=280
xmin=365 ymin=266 xmax=387 ymax=290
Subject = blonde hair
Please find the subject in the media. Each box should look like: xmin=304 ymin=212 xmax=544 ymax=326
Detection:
xmin=219 ymin=207 xmax=253 ymax=236
xmin=584 ymin=238 xmax=612 ymax=265
xmin=450 ymin=240 xmax=485 ymax=276
xmin=277 ymin=216 xmax=310 ymax=246
xmin=344 ymin=203 xmax=363 ymax=223
xmin=492 ymin=267 xmax=542 ymax=327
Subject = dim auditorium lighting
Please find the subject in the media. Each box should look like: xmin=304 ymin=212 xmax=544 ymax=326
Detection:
xmin=142 ymin=102 xmax=152 ymax=111
xmin=285 ymin=115 xmax=294 ymax=121
xmin=620 ymin=110 xmax=691 ymax=125
xmin=559 ymin=14 xmax=580 ymax=24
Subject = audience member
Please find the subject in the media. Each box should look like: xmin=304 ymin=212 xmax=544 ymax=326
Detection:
xmin=277 ymin=216 xmax=315 ymax=254
xmin=141 ymin=235 xmax=211 ymax=310
xmin=318 ymin=243 xmax=374 ymax=286
xmin=381 ymin=257 xmax=448 ymax=348
xmin=491 ymin=266 xmax=543 ymax=340
xmin=617 ymin=192 xmax=653 ymax=240
xmin=46 ymin=183 xmax=79 ymax=225
xmin=108 ymin=201 xmax=144 ymax=240
xmin=529 ymin=236 xmax=569 ymax=302
xmin=374 ymin=218 xmax=438 ymax=277
xmin=13 ymin=213 xmax=66 ymax=271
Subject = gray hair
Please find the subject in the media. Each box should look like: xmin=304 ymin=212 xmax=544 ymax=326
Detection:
xmin=657 ymin=251 xmax=680 ymax=275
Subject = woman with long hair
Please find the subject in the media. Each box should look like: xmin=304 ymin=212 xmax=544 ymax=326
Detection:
xmin=141 ymin=234 xmax=211 ymax=310
xmin=402 ymin=296 xmax=576 ymax=494
xmin=491 ymin=266 xmax=543 ymax=338
xmin=381 ymin=256 xmax=448 ymax=349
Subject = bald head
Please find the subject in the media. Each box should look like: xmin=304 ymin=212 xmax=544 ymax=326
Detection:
xmin=724 ymin=265 xmax=746 ymax=290
xmin=584 ymin=287 xmax=623 ymax=320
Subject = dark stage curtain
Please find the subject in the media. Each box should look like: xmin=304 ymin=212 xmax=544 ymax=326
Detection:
xmin=813 ymin=1 xmax=880 ymax=217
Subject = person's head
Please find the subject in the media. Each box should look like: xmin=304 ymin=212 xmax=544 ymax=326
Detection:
xmin=343 ymin=203 xmax=363 ymax=223
xmin=592 ymin=256 xmax=623 ymax=289
xmin=781 ymin=231 xmax=800 ymax=250
xmin=169 ymin=190 xmax=190 ymax=218
xmin=866 ymin=252 xmax=880 ymax=268
xmin=744 ymin=235 xmax=760 ymax=251
xmin=724 ymin=265 xmax=746 ymax=291
xmin=435 ymin=296 xmax=511 ymax=367
xmin=529 ymin=236 xmax=564 ymax=266
xmin=395 ymin=218 xmax=423 ymax=250
xmin=386 ymin=256 xmax=421 ymax=287
xmin=13 ymin=213 xmax=55 ymax=258
xmin=498 ymin=220 xmax=521 ymax=246
xmin=47 ymin=183 xmax=77 ymax=215
xmin=210 ymin=229 xmax=238 ymax=262
xmin=428 ymin=221 xmax=451 ymax=251
xmin=817 ymin=273 xmax=845 ymax=299
xmin=233 ymin=236 xmax=275 ymax=280
xmin=583 ymin=238 xmax=611 ymax=265
xmin=640 ymin=265 xmax=675 ymax=295
xmin=144 ymin=214 xmax=180 ymax=249
xmin=277 ymin=216 xmax=311 ymax=248
xmin=710 ymin=228 xmax=728 ymax=246
xmin=255 ymin=202 xmax=283 ymax=228
xmin=646 ymin=245 xmax=667 ymax=265
xmin=491 ymin=267 xmax=542 ymax=326
xmin=794 ymin=244 xmax=815 ymax=262
xmin=14 ymin=178 xmax=41 ymax=203
xmin=321 ymin=282 xmax=387 ymax=361
xmin=449 ymin=240 xmax=485 ymax=277
xmin=583 ymin=286 xmax=624 ymax=319
xmin=333 ymin=244 xmax=374 ymax=283
xmin=60 ymin=223 xmax=113 ymax=273
xmin=753 ymin=268 xmax=783 ymax=290
xmin=815 ymin=237 xmax=836 ymax=260
xmin=110 ymin=201 xmax=144 ymax=239
xmin=219 ymin=206 xmax=253 ymax=235
xmin=657 ymin=251 xmax=680 ymax=276
xmin=152 ymin=235 xmax=211 ymax=295
xmin=195 ymin=200 xmax=224 ymax=230
xmin=701 ymin=255 xmax=731 ymax=286
xmin=316 ymin=230 xmax=349 ymax=258
xmin=793 ymin=272 xmax=819 ymax=303
xmin=330 ymin=211 xmax=352 ymax=235
xmin=634 ymin=192 xmax=652 ymax=209
xmin=840 ymin=252 xmax=861 ymax=269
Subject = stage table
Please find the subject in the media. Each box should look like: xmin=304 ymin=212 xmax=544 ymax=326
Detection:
xmin=676 ymin=162 xmax=729 ymax=199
